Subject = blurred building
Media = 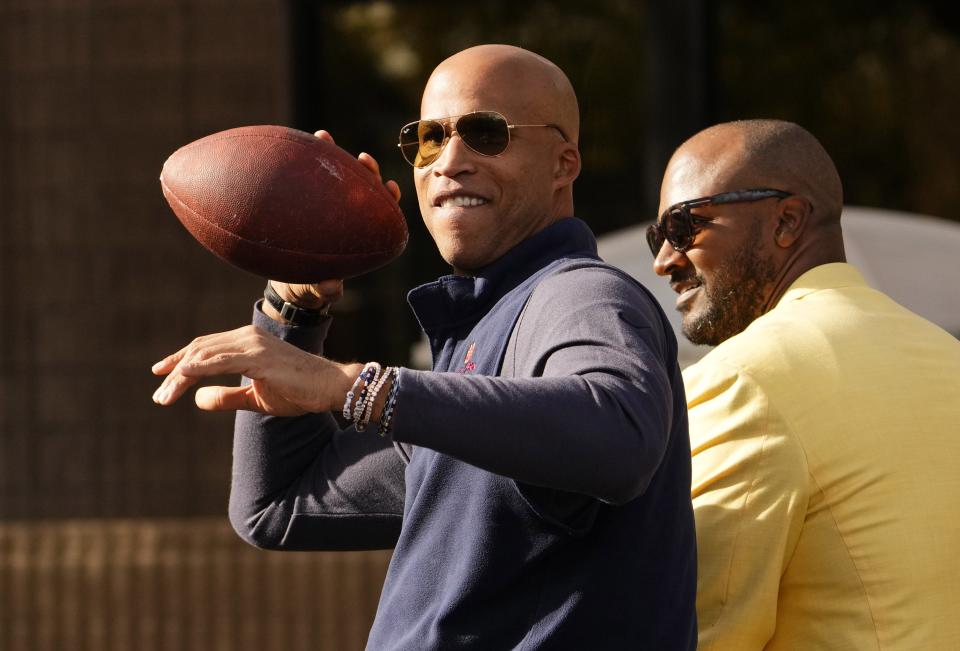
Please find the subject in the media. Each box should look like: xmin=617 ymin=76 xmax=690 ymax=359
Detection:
xmin=0 ymin=2 xmax=389 ymax=649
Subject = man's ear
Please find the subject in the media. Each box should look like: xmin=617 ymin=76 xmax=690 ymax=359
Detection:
xmin=774 ymin=194 xmax=813 ymax=248
xmin=553 ymin=144 xmax=581 ymax=189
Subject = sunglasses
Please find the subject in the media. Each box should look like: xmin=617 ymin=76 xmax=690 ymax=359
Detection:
xmin=646 ymin=188 xmax=791 ymax=256
xmin=397 ymin=110 xmax=567 ymax=168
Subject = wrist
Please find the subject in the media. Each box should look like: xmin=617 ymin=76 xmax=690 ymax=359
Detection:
xmin=270 ymin=281 xmax=329 ymax=310
xmin=340 ymin=363 xmax=400 ymax=435
xmin=369 ymin=373 xmax=395 ymax=425
xmin=263 ymin=281 xmax=329 ymax=326
xmin=339 ymin=362 xmax=366 ymax=401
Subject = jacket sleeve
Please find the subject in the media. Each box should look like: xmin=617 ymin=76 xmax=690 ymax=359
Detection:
xmin=683 ymin=357 xmax=809 ymax=651
xmin=228 ymin=303 xmax=406 ymax=552
xmin=390 ymin=266 xmax=680 ymax=505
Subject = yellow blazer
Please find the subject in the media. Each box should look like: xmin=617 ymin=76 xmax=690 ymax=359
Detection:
xmin=685 ymin=263 xmax=960 ymax=650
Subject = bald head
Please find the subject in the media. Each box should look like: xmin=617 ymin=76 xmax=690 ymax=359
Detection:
xmin=655 ymin=120 xmax=847 ymax=341
xmin=674 ymin=119 xmax=843 ymax=226
xmin=412 ymin=45 xmax=583 ymax=274
xmin=422 ymin=44 xmax=580 ymax=144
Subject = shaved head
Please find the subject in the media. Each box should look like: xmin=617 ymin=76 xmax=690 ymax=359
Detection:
xmin=423 ymin=44 xmax=580 ymax=145
xmin=675 ymin=119 xmax=843 ymax=227
xmin=655 ymin=119 xmax=847 ymax=344
xmin=413 ymin=44 xmax=582 ymax=274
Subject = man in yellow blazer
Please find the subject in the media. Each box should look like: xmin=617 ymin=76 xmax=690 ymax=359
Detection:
xmin=649 ymin=119 xmax=960 ymax=650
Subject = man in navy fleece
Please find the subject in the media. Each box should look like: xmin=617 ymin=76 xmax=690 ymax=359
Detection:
xmin=153 ymin=44 xmax=696 ymax=649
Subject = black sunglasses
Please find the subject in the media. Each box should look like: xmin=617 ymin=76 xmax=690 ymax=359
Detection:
xmin=646 ymin=188 xmax=791 ymax=256
xmin=397 ymin=111 xmax=567 ymax=168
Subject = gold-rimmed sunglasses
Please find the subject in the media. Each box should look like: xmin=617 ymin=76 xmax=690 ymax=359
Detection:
xmin=397 ymin=111 xmax=567 ymax=168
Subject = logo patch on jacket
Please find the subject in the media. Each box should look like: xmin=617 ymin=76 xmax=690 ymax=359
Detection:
xmin=458 ymin=342 xmax=477 ymax=373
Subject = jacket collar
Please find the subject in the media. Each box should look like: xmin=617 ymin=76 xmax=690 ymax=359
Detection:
xmin=408 ymin=217 xmax=599 ymax=333
xmin=775 ymin=262 xmax=868 ymax=309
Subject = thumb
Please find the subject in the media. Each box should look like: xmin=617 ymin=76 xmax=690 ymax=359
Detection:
xmin=195 ymin=385 xmax=259 ymax=412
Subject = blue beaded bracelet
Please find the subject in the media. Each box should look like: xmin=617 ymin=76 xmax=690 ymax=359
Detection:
xmin=377 ymin=367 xmax=402 ymax=438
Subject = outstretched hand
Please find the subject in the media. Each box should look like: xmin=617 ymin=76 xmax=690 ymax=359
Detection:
xmin=152 ymin=129 xmax=396 ymax=416
xmin=151 ymin=325 xmax=363 ymax=416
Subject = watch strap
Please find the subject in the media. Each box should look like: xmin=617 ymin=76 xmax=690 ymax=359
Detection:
xmin=263 ymin=282 xmax=328 ymax=326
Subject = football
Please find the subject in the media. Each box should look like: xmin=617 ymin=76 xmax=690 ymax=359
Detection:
xmin=159 ymin=125 xmax=408 ymax=283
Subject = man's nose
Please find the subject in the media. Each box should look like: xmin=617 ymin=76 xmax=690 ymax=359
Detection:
xmin=431 ymin=133 xmax=476 ymax=177
xmin=652 ymin=240 xmax=686 ymax=277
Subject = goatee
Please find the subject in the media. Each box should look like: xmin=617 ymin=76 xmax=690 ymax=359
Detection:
xmin=681 ymin=221 xmax=777 ymax=346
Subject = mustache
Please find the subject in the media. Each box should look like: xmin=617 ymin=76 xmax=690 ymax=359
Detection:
xmin=670 ymin=270 xmax=701 ymax=286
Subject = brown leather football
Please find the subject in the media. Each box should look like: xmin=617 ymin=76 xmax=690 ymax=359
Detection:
xmin=160 ymin=125 xmax=408 ymax=283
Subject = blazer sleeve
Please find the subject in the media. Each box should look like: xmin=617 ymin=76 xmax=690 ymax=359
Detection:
xmin=683 ymin=357 xmax=809 ymax=651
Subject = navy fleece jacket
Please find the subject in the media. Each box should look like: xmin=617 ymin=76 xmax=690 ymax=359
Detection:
xmin=230 ymin=218 xmax=696 ymax=650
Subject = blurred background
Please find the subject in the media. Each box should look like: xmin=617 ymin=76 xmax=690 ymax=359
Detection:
xmin=1 ymin=1 xmax=958 ymax=649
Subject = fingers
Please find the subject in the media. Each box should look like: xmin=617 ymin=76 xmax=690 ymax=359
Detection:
xmin=151 ymin=326 xmax=263 ymax=406
xmin=384 ymin=179 xmax=401 ymax=203
xmin=178 ymin=350 xmax=259 ymax=379
xmin=153 ymin=352 xmax=249 ymax=407
xmin=271 ymin=280 xmax=343 ymax=309
xmin=151 ymin=346 xmax=188 ymax=375
xmin=151 ymin=325 xmax=317 ymax=415
xmin=152 ymin=369 xmax=200 ymax=406
xmin=315 ymin=279 xmax=344 ymax=304
xmin=358 ymin=153 xmax=401 ymax=204
xmin=152 ymin=329 xmax=235 ymax=376
xmin=313 ymin=129 xmax=335 ymax=144
xmin=357 ymin=152 xmax=381 ymax=178
xmin=151 ymin=336 xmax=211 ymax=404
xmin=194 ymin=385 xmax=259 ymax=412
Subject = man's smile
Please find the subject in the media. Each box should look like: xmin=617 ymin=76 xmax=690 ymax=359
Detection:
xmin=671 ymin=276 xmax=703 ymax=310
xmin=433 ymin=191 xmax=490 ymax=209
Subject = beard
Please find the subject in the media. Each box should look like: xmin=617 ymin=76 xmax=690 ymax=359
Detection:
xmin=679 ymin=221 xmax=778 ymax=346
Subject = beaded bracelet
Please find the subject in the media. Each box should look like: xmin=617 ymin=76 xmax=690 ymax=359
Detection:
xmin=352 ymin=365 xmax=384 ymax=423
xmin=342 ymin=363 xmax=401 ymax=435
xmin=377 ymin=367 xmax=401 ymax=438
xmin=357 ymin=367 xmax=394 ymax=432
xmin=344 ymin=362 xmax=380 ymax=420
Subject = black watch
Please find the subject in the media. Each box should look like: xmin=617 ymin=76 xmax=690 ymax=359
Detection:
xmin=263 ymin=281 xmax=328 ymax=326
